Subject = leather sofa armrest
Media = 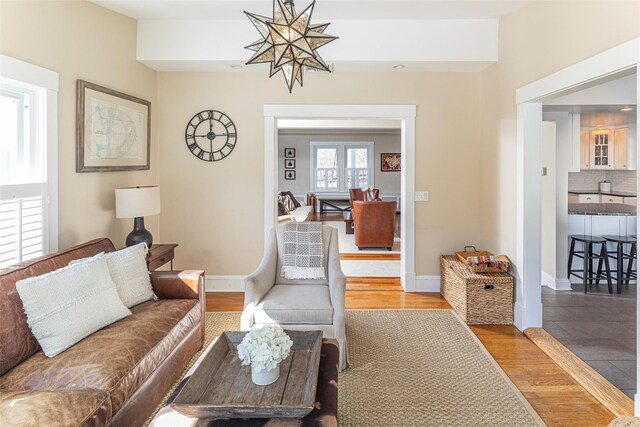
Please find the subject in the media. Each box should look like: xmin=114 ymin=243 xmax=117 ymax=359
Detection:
xmin=151 ymin=270 xmax=206 ymax=347
xmin=150 ymin=270 xmax=204 ymax=299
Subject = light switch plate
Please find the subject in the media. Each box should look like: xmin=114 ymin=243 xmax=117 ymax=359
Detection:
xmin=415 ymin=191 xmax=429 ymax=201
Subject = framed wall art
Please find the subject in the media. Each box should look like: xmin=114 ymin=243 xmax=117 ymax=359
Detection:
xmin=285 ymin=159 xmax=296 ymax=169
xmin=285 ymin=170 xmax=296 ymax=180
xmin=381 ymin=153 xmax=401 ymax=172
xmin=284 ymin=148 xmax=296 ymax=158
xmin=76 ymin=79 xmax=151 ymax=172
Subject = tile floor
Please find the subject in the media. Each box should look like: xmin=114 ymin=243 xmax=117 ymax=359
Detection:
xmin=543 ymin=283 xmax=636 ymax=398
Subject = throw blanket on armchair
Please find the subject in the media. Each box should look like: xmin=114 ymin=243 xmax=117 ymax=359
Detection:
xmin=282 ymin=222 xmax=326 ymax=280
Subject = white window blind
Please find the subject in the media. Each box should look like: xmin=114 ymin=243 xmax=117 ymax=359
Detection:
xmin=0 ymin=195 xmax=43 ymax=268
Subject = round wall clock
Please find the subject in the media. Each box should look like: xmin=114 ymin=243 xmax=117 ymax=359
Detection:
xmin=184 ymin=110 xmax=237 ymax=161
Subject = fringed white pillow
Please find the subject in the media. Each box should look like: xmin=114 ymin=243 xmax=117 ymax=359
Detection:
xmin=70 ymin=243 xmax=156 ymax=308
xmin=16 ymin=255 xmax=131 ymax=357
xmin=103 ymin=243 xmax=156 ymax=308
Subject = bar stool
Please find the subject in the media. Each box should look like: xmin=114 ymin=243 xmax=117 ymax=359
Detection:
xmin=568 ymin=235 xmax=613 ymax=294
xmin=603 ymin=235 xmax=637 ymax=294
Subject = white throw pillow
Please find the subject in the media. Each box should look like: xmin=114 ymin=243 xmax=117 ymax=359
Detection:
xmin=69 ymin=243 xmax=156 ymax=308
xmin=104 ymin=243 xmax=156 ymax=307
xmin=16 ymin=255 xmax=131 ymax=357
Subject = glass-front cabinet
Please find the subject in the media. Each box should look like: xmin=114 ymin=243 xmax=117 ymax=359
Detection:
xmin=589 ymin=129 xmax=612 ymax=169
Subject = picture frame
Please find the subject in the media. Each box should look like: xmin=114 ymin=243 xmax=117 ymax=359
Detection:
xmin=285 ymin=159 xmax=296 ymax=169
xmin=76 ymin=79 xmax=151 ymax=173
xmin=285 ymin=170 xmax=296 ymax=180
xmin=284 ymin=148 xmax=296 ymax=158
xmin=381 ymin=153 xmax=401 ymax=172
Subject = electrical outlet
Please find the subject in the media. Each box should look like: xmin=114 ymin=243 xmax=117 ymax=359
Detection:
xmin=542 ymin=167 xmax=547 ymax=176
xmin=415 ymin=191 xmax=429 ymax=202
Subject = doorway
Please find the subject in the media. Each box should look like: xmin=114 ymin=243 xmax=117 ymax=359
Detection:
xmin=515 ymin=37 xmax=640 ymax=409
xmin=277 ymin=120 xmax=403 ymax=288
xmin=263 ymin=105 xmax=417 ymax=291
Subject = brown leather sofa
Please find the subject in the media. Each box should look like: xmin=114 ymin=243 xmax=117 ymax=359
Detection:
xmin=352 ymin=200 xmax=397 ymax=250
xmin=0 ymin=238 xmax=205 ymax=427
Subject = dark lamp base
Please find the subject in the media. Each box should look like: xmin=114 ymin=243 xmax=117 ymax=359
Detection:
xmin=126 ymin=217 xmax=153 ymax=248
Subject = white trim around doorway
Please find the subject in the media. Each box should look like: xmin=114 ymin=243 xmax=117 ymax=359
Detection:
xmin=263 ymin=105 xmax=417 ymax=292
xmin=514 ymin=37 xmax=639 ymax=413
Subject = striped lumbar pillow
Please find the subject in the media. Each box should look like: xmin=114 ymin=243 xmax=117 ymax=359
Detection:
xmin=16 ymin=255 xmax=131 ymax=357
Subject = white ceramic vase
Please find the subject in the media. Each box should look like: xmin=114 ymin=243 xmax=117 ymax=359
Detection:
xmin=251 ymin=364 xmax=280 ymax=386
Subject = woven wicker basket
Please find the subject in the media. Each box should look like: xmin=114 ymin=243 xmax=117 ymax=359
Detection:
xmin=440 ymin=255 xmax=513 ymax=325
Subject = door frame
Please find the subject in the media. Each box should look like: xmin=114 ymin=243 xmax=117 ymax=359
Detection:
xmin=263 ymin=105 xmax=417 ymax=291
xmin=514 ymin=37 xmax=640 ymax=411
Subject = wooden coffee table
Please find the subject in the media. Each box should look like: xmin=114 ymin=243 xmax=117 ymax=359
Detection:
xmin=150 ymin=337 xmax=339 ymax=427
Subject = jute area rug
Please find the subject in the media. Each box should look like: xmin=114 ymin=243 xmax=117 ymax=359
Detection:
xmin=149 ymin=310 xmax=545 ymax=426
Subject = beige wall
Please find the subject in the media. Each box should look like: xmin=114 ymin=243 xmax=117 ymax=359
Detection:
xmin=158 ymin=72 xmax=483 ymax=276
xmin=480 ymin=0 xmax=640 ymax=260
xmin=0 ymin=0 xmax=159 ymax=250
xmin=277 ymin=131 xmax=401 ymax=196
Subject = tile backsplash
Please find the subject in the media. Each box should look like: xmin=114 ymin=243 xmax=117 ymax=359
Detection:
xmin=568 ymin=170 xmax=637 ymax=193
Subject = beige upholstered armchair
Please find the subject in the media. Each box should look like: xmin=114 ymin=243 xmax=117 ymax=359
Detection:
xmin=241 ymin=224 xmax=348 ymax=371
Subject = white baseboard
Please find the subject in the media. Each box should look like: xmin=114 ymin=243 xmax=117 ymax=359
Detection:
xmin=542 ymin=272 xmax=572 ymax=290
xmin=513 ymin=301 xmax=525 ymax=331
xmin=415 ymin=275 xmax=441 ymax=292
xmin=205 ymin=275 xmax=245 ymax=292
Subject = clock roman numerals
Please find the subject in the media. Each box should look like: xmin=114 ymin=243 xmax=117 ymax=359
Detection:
xmin=185 ymin=110 xmax=237 ymax=162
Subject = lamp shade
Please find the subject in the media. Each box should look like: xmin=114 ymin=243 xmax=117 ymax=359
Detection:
xmin=115 ymin=186 xmax=161 ymax=219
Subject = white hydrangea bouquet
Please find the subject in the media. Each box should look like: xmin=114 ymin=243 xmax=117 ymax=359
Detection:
xmin=237 ymin=325 xmax=294 ymax=385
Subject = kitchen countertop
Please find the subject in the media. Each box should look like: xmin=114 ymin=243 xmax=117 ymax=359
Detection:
xmin=569 ymin=190 xmax=637 ymax=197
xmin=568 ymin=203 xmax=637 ymax=216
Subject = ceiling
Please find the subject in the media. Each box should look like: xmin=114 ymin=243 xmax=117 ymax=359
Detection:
xmin=91 ymin=0 xmax=535 ymax=72
xmin=92 ymin=0 xmax=533 ymax=21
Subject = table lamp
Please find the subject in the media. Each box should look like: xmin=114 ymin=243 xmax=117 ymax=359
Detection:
xmin=115 ymin=186 xmax=160 ymax=247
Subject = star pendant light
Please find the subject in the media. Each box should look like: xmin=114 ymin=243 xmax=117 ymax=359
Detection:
xmin=244 ymin=0 xmax=338 ymax=93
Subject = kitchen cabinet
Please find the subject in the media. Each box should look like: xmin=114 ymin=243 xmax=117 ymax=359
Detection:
xmin=613 ymin=126 xmax=637 ymax=170
xmin=624 ymin=197 xmax=637 ymax=206
xmin=569 ymin=214 xmax=636 ymax=236
xmin=601 ymin=195 xmax=624 ymax=204
xmin=589 ymin=129 xmax=612 ymax=169
xmin=580 ymin=131 xmax=590 ymax=170
xmin=568 ymin=193 xmax=579 ymax=204
xmin=580 ymin=125 xmax=635 ymax=170
xmin=578 ymin=194 xmax=599 ymax=203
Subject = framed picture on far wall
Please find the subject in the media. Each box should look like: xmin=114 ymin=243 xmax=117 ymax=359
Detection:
xmin=285 ymin=148 xmax=296 ymax=158
xmin=285 ymin=170 xmax=296 ymax=180
xmin=285 ymin=159 xmax=296 ymax=169
xmin=381 ymin=153 xmax=401 ymax=171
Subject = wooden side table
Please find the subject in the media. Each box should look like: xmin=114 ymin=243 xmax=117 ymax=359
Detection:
xmin=147 ymin=244 xmax=178 ymax=271
xmin=344 ymin=211 xmax=354 ymax=235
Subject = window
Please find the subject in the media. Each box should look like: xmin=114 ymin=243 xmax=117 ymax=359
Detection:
xmin=0 ymin=55 xmax=58 ymax=269
xmin=311 ymin=142 xmax=374 ymax=193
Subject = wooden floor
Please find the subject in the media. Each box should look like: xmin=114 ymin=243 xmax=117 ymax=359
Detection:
xmin=206 ymin=289 xmax=616 ymax=426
